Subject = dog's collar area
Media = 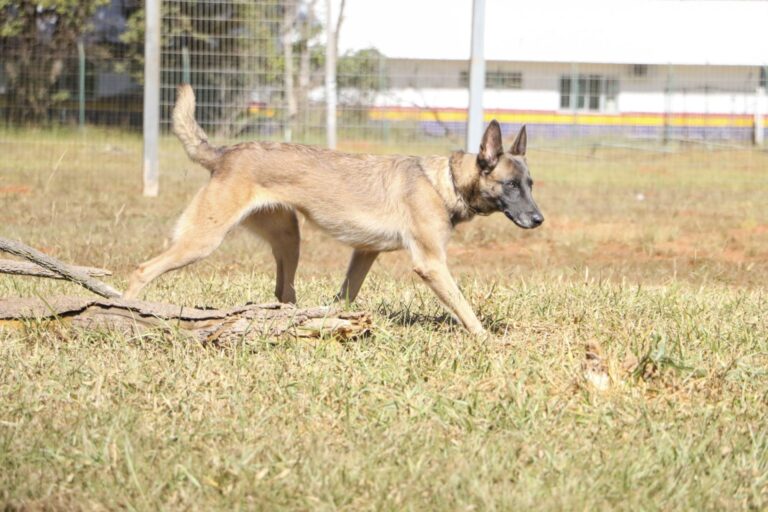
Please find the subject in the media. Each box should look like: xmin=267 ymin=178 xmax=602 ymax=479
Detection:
xmin=447 ymin=153 xmax=480 ymax=221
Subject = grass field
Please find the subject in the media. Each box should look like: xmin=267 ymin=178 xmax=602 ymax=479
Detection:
xmin=1 ymin=129 xmax=767 ymax=510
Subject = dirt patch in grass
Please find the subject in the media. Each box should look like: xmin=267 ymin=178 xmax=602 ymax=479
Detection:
xmin=0 ymin=184 xmax=32 ymax=195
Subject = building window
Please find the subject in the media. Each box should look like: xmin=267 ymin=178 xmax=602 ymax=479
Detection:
xmin=760 ymin=67 xmax=767 ymax=88
xmin=460 ymin=70 xmax=522 ymax=89
xmin=486 ymin=71 xmax=522 ymax=89
xmin=560 ymin=74 xmax=618 ymax=112
xmin=631 ymin=64 xmax=648 ymax=77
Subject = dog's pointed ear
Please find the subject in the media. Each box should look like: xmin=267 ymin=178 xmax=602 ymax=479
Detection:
xmin=509 ymin=125 xmax=527 ymax=156
xmin=477 ymin=120 xmax=503 ymax=173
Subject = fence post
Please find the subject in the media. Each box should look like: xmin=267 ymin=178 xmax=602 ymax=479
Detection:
xmin=77 ymin=40 xmax=85 ymax=128
xmin=142 ymin=0 xmax=161 ymax=197
xmin=570 ymin=62 xmax=578 ymax=138
xmin=663 ymin=63 xmax=674 ymax=144
xmin=756 ymin=86 xmax=765 ymax=146
xmin=325 ymin=0 xmax=337 ymax=150
xmin=466 ymin=0 xmax=486 ymax=151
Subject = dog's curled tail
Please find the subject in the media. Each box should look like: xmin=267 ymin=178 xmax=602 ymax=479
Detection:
xmin=172 ymin=84 xmax=220 ymax=172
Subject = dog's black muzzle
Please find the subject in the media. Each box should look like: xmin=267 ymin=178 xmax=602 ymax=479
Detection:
xmin=504 ymin=210 xmax=544 ymax=229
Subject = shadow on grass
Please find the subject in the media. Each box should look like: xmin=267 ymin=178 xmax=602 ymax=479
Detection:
xmin=374 ymin=300 xmax=520 ymax=335
xmin=380 ymin=307 xmax=458 ymax=331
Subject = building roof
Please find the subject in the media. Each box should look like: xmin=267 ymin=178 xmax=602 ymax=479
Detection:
xmin=338 ymin=0 xmax=768 ymax=66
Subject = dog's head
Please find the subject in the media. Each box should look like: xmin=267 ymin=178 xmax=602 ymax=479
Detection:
xmin=473 ymin=121 xmax=543 ymax=229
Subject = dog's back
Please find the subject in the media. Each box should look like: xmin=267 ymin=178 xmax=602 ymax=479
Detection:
xmin=172 ymin=85 xmax=450 ymax=252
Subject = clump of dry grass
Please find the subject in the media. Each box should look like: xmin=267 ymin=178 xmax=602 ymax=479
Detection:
xmin=1 ymin=129 xmax=767 ymax=509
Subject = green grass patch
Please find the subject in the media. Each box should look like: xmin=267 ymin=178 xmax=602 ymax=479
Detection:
xmin=1 ymin=129 xmax=767 ymax=509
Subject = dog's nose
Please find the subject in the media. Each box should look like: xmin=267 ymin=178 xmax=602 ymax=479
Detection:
xmin=531 ymin=213 xmax=544 ymax=227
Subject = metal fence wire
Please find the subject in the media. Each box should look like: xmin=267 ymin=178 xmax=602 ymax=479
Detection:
xmin=160 ymin=0 xmax=394 ymax=145
xmin=0 ymin=0 xmax=766 ymax=177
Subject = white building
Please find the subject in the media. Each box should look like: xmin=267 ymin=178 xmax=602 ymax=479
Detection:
xmin=338 ymin=0 xmax=768 ymax=140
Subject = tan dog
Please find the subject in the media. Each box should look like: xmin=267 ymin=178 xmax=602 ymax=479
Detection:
xmin=125 ymin=85 xmax=543 ymax=335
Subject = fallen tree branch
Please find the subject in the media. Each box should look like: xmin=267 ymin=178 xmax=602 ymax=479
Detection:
xmin=0 ymin=259 xmax=112 ymax=279
xmin=0 ymin=238 xmax=373 ymax=341
xmin=0 ymin=237 xmax=121 ymax=298
xmin=0 ymin=296 xmax=372 ymax=342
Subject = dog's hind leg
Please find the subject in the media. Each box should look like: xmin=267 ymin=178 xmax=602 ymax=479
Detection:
xmin=124 ymin=182 xmax=260 ymax=299
xmin=334 ymin=249 xmax=379 ymax=303
xmin=242 ymin=207 xmax=300 ymax=304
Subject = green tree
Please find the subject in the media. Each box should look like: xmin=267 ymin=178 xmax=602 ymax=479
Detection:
xmin=338 ymin=47 xmax=387 ymax=100
xmin=0 ymin=0 xmax=109 ymax=124
xmin=337 ymin=47 xmax=387 ymax=126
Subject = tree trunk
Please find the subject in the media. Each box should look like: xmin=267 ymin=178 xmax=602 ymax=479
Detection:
xmin=297 ymin=2 xmax=315 ymax=139
xmin=283 ymin=2 xmax=298 ymax=142
xmin=325 ymin=0 xmax=338 ymax=149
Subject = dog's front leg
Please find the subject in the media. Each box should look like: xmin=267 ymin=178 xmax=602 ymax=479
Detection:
xmin=334 ymin=249 xmax=379 ymax=303
xmin=409 ymin=245 xmax=485 ymax=336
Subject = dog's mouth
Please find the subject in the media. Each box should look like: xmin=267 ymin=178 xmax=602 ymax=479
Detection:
xmin=504 ymin=210 xmax=544 ymax=229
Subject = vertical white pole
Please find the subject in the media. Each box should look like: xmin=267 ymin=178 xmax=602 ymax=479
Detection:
xmin=663 ymin=63 xmax=673 ymax=144
xmin=325 ymin=0 xmax=337 ymax=149
xmin=143 ymin=0 xmax=161 ymax=197
xmin=570 ymin=62 xmax=578 ymax=137
xmin=755 ymin=86 xmax=765 ymax=146
xmin=465 ymin=0 xmax=486 ymax=151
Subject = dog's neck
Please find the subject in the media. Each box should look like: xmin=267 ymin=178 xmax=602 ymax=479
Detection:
xmin=419 ymin=152 xmax=481 ymax=226
xmin=447 ymin=151 xmax=484 ymax=225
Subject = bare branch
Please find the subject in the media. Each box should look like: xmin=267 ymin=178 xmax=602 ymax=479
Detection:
xmin=0 ymin=236 xmax=373 ymax=341
xmin=0 ymin=259 xmax=112 ymax=279
xmin=0 ymin=238 xmax=121 ymax=299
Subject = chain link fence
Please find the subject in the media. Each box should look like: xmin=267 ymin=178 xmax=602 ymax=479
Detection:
xmin=1 ymin=0 xmax=766 ymax=181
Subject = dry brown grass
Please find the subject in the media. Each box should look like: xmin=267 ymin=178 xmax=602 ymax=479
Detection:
xmin=1 ymin=129 xmax=767 ymax=510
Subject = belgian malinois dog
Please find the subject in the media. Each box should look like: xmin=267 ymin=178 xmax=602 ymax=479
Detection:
xmin=124 ymin=85 xmax=543 ymax=335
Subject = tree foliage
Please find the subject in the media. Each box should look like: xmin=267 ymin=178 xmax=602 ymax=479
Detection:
xmin=0 ymin=0 xmax=109 ymax=123
xmin=0 ymin=0 xmax=388 ymax=135
xmin=338 ymin=47 xmax=387 ymax=102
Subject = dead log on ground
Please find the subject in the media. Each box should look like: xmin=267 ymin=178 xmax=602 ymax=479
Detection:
xmin=0 ymin=296 xmax=372 ymax=342
xmin=0 ymin=238 xmax=373 ymax=341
